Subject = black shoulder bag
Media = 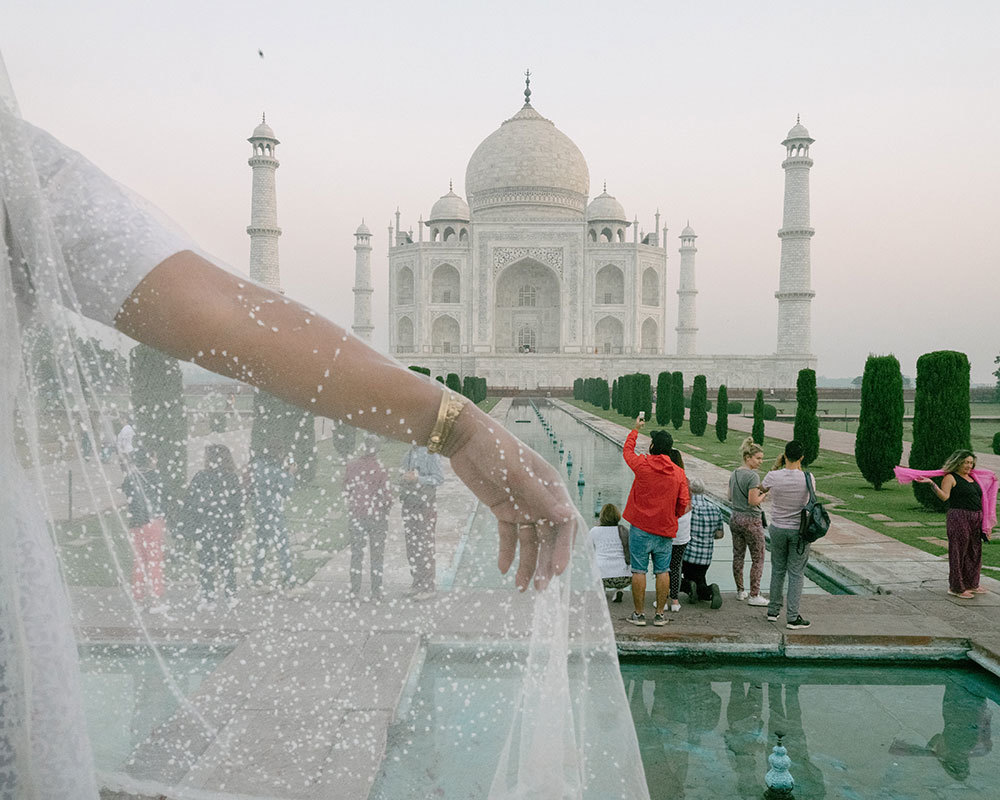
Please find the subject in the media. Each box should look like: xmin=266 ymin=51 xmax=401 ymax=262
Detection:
xmin=798 ymin=471 xmax=830 ymax=546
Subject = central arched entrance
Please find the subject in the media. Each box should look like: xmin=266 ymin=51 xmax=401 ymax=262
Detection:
xmin=494 ymin=258 xmax=560 ymax=353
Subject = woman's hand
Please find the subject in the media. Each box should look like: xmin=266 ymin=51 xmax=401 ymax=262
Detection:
xmin=447 ymin=409 xmax=575 ymax=591
xmin=635 ymin=417 xmax=646 ymax=430
xmin=913 ymin=476 xmax=933 ymax=484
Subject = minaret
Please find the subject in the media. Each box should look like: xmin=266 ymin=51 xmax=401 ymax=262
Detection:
xmin=247 ymin=114 xmax=282 ymax=291
xmin=775 ymin=117 xmax=816 ymax=355
xmin=352 ymin=221 xmax=374 ymax=341
xmin=676 ymin=222 xmax=698 ymax=355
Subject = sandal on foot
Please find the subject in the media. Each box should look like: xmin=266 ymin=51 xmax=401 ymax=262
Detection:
xmin=948 ymin=590 xmax=975 ymax=599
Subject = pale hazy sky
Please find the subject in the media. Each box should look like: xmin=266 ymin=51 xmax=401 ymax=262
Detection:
xmin=5 ymin=0 xmax=999 ymax=382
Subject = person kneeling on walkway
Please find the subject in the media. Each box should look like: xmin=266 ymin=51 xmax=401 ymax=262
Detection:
xmin=681 ymin=477 xmax=725 ymax=609
xmin=589 ymin=503 xmax=632 ymax=603
xmin=622 ymin=419 xmax=690 ymax=627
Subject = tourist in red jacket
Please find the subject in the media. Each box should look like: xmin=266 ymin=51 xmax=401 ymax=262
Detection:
xmin=622 ymin=418 xmax=691 ymax=626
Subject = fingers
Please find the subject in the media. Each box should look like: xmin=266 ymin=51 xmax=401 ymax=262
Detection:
xmin=497 ymin=520 xmax=517 ymax=575
xmin=514 ymin=524 xmax=539 ymax=592
xmin=533 ymin=519 xmax=576 ymax=591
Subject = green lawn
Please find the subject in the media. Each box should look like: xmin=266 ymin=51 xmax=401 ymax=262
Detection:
xmin=565 ymin=399 xmax=999 ymax=572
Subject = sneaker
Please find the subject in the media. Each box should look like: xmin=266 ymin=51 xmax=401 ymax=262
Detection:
xmin=710 ymin=584 xmax=723 ymax=610
xmin=653 ymin=613 xmax=668 ymax=626
xmin=612 ymin=590 xmax=624 ymax=603
xmin=748 ymin=595 xmax=769 ymax=607
xmin=669 ymin=601 xmax=681 ymax=613
xmin=627 ymin=612 xmax=647 ymax=626
xmin=767 ymin=613 xmax=779 ymax=622
xmin=736 ymin=590 xmax=749 ymax=601
xmin=786 ymin=616 xmax=811 ymax=630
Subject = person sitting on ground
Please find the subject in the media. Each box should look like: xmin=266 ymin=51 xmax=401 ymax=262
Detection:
xmin=728 ymin=436 xmax=770 ymax=607
xmin=762 ymin=440 xmax=812 ymax=630
xmin=621 ymin=419 xmax=690 ymax=627
xmin=667 ymin=448 xmax=691 ymax=613
xmin=681 ymin=477 xmax=725 ymax=609
xmin=588 ymin=503 xmax=632 ymax=603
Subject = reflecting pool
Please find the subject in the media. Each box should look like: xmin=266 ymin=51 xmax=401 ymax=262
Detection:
xmin=79 ymin=643 xmax=232 ymax=772
xmin=373 ymin=649 xmax=999 ymax=800
xmin=623 ymin=658 xmax=999 ymax=799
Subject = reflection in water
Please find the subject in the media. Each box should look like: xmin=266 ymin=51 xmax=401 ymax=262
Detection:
xmin=623 ymin=661 xmax=1000 ymax=800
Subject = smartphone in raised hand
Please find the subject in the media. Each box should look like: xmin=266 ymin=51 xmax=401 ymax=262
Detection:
xmin=638 ymin=411 xmax=645 ymax=421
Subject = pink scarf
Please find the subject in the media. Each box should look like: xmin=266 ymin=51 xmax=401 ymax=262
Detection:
xmin=894 ymin=466 xmax=998 ymax=533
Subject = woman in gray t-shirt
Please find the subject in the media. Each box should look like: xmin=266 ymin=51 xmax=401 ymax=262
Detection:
xmin=728 ymin=437 xmax=769 ymax=605
xmin=761 ymin=440 xmax=812 ymax=629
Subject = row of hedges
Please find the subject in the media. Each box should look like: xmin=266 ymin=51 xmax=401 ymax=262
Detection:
xmin=612 ymin=373 xmax=652 ymax=420
xmin=573 ymin=377 xmax=611 ymax=409
xmin=409 ymin=366 xmax=487 ymax=403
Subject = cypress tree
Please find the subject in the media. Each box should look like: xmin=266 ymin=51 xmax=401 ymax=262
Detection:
xmin=793 ymin=368 xmax=820 ymax=466
xmin=670 ymin=371 xmax=684 ymax=430
xmin=129 ymin=344 xmax=187 ymax=524
xmin=656 ymin=371 xmax=672 ymax=425
xmin=446 ymin=373 xmax=462 ymax=393
xmin=855 ymin=354 xmax=904 ymax=489
xmin=408 ymin=365 xmax=431 ymax=376
xmin=752 ymin=390 xmax=765 ymax=445
xmin=716 ymin=384 xmax=729 ymax=443
xmin=638 ymin=373 xmax=653 ymax=421
xmin=611 ymin=379 xmax=618 ymax=411
xmin=689 ymin=375 xmax=708 ymax=436
xmin=910 ymin=350 xmax=971 ymax=510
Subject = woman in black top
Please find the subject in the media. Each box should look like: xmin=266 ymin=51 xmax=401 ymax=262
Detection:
xmin=915 ymin=450 xmax=987 ymax=598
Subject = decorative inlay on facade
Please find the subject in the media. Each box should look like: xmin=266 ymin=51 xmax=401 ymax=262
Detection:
xmin=492 ymin=247 xmax=564 ymax=278
xmin=430 ymin=257 xmax=464 ymax=268
xmin=471 ymin=187 xmax=586 ymax=214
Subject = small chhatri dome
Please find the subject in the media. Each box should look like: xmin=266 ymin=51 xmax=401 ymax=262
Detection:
xmin=681 ymin=221 xmax=696 ymax=237
xmin=428 ymin=186 xmax=471 ymax=222
xmin=251 ymin=113 xmax=277 ymax=140
xmin=355 ymin=220 xmax=371 ymax=236
xmin=586 ymin=187 xmax=626 ymax=222
xmin=783 ymin=115 xmax=813 ymax=143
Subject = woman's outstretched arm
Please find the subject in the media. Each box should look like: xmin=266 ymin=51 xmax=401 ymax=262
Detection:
xmin=116 ymin=250 xmax=575 ymax=589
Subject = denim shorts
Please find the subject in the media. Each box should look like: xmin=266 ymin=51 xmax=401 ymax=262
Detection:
xmin=628 ymin=526 xmax=673 ymax=574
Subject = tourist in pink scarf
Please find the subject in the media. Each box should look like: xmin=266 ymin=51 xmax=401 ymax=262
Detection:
xmin=895 ymin=451 xmax=996 ymax=599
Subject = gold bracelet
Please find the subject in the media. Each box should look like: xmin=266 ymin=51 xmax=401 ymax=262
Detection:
xmin=426 ymin=390 xmax=468 ymax=454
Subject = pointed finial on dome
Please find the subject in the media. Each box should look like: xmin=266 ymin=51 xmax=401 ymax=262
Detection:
xmin=603 ymin=180 xmax=607 ymax=193
xmin=524 ymin=68 xmax=532 ymax=105
xmin=262 ymin=112 xmax=266 ymax=124
xmin=797 ymin=113 xmax=800 ymax=124
xmin=449 ymin=179 xmax=453 ymax=192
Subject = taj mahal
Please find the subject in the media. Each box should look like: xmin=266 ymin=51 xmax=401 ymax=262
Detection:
xmin=247 ymin=76 xmax=819 ymax=389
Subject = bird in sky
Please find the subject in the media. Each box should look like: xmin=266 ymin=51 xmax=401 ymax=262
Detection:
xmin=258 ymin=49 xmax=264 ymax=58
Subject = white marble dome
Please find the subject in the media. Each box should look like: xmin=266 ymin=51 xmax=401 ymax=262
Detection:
xmin=783 ymin=119 xmax=812 ymax=142
xmin=586 ymin=188 xmax=626 ymax=222
xmin=428 ymin=188 xmax=470 ymax=222
xmin=464 ymin=103 xmax=590 ymax=219
xmin=251 ymin=119 xmax=277 ymax=140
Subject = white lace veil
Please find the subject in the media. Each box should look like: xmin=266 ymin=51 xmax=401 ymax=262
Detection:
xmin=0 ymin=51 xmax=647 ymax=800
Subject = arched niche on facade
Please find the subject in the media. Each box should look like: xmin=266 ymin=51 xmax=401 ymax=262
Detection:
xmin=431 ymin=263 xmax=460 ymax=303
xmin=443 ymin=226 xmax=456 ymax=242
xmin=397 ymin=315 xmax=414 ymax=353
xmin=595 ymin=263 xmax=624 ymax=305
xmin=617 ymin=228 xmax=625 ymax=242
xmin=641 ymin=317 xmax=659 ymax=353
xmin=600 ymin=227 xmax=613 ymax=243
xmin=432 ymin=314 xmax=460 ymax=354
xmin=588 ymin=228 xmax=598 ymax=242
xmin=430 ymin=228 xmax=440 ymax=243
xmin=397 ymin=266 xmax=414 ymax=305
xmin=459 ymin=228 xmax=469 ymax=242
xmin=595 ymin=315 xmax=624 ymax=355
xmin=641 ymin=267 xmax=659 ymax=306
xmin=494 ymin=258 xmax=561 ymax=354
